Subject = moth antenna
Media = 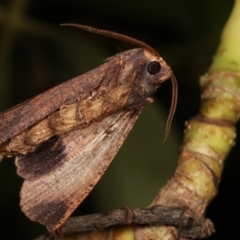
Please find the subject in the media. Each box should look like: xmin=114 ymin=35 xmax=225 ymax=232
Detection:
xmin=163 ymin=72 xmax=178 ymax=142
xmin=60 ymin=23 xmax=159 ymax=57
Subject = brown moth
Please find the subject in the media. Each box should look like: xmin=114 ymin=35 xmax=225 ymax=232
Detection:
xmin=0 ymin=24 xmax=177 ymax=231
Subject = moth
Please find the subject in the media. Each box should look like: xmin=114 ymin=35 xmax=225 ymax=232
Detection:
xmin=0 ymin=24 xmax=177 ymax=231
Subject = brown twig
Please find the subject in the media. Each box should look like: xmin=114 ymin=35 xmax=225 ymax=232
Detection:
xmin=34 ymin=205 xmax=214 ymax=240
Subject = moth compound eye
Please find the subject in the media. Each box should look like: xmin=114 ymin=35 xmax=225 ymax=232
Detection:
xmin=147 ymin=61 xmax=161 ymax=75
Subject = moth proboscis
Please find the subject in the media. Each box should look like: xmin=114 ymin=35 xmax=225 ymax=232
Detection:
xmin=0 ymin=23 xmax=178 ymax=231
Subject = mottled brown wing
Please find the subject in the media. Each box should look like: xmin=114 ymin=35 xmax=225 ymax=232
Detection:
xmin=0 ymin=61 xmax=113 ymax=145
xmin=20 ymin=108 xmax=142 ymax=231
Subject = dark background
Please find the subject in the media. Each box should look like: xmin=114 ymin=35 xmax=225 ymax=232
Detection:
xmin=0 ymin=0 xmax=238 ymax=239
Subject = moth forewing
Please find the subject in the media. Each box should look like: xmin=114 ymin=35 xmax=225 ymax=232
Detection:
xmin=0 ymin=63 xmax=109 ymax=146
xmin=20 ymin=109 xmax=142 ymax=231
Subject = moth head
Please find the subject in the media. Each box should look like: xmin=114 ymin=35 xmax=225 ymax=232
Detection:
xmin=141 ymin=49 xmax=172 ymax=87
xmin=142 ymin=48 xmax=178 ymax=141
xmin=132 ymin=48 xmax=178 ymax=141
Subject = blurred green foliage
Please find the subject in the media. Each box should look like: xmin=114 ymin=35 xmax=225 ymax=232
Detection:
xmin=0 ymin=0 xmax=238 ymax=239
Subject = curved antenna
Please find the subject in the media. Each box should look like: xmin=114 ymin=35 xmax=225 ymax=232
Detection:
xmin=60 ymin=23 xmax=159 ymax=57
xmin=163 ymin=72 xmax=178 ymax=142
